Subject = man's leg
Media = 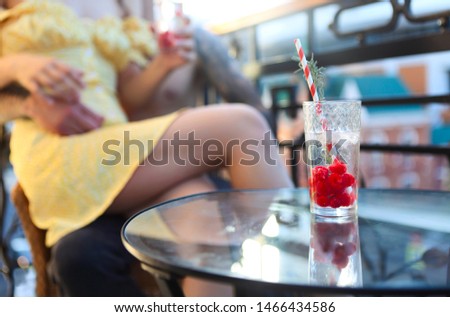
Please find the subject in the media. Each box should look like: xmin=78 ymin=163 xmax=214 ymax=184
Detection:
xmin=48 ymin=215 xmax=145 ymax=296
xmin=194 ymin=27 xmax=263 ymax=110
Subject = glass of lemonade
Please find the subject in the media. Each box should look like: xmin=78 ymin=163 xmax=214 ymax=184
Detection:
xmin=303 ymin=100 xmax=361 ymax=217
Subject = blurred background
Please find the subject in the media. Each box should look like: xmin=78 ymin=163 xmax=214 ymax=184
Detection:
xmin=185 ymin=0 xmax=450 ymax=191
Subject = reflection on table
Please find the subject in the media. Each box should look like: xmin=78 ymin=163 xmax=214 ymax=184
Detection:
xmin=309 ymin=213 xmax=362 ymax=288
xmin=122 ymin=188 xmax=450 ymax=296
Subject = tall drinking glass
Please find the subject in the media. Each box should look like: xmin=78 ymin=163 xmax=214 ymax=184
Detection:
xmin=303 ymin=100 xmax=361 ymax=217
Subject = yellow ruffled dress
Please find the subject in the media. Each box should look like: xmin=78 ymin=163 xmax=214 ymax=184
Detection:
xmin=0 ymin=1 xmax=181 ymax=246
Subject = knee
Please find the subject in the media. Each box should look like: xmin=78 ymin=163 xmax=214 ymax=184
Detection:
xmin=228 ymin=104 xmax=271 ymax=134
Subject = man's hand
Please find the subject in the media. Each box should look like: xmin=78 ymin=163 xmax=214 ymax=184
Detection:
xmin=24 ymin=92 xmax=104 ymax=136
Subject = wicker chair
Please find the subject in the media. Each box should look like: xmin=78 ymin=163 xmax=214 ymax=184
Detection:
xmin=11 ymin=184 xmax=59 ymax=296
xmin=10 ymin=183 xmax=160 ymax=296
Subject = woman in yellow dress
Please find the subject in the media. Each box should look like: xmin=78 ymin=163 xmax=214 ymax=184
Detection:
xmin=0 ymin=0 xmax=292 ymax=295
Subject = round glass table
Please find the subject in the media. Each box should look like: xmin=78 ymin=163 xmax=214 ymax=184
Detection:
xmin=122 ymin=188 xmax=450 ymax=296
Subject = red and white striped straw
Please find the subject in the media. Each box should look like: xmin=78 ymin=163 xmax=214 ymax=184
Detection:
xmin=294 ymin=38 xmax=319 ymax=103
xmin=294 ymin=38 xmax=327 ymax=130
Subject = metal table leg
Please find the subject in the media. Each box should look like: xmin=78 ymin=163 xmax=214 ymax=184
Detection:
xmin=140 ymin=264 xmax=185 ymax=297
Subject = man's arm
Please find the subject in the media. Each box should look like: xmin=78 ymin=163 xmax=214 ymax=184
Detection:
xmin=0 ymin=83 xmax=29 ymax=124
xmin=194 ymin=26 xmax=264 ymax=110
xmin=0 ymin=83 xmax=103 ymax=135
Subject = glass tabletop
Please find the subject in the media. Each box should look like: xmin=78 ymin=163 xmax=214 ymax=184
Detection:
xmin=122 ymin=188 xmax=450 ymax=295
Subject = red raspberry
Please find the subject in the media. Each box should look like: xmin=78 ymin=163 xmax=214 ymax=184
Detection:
xmin=328 ymin=192 xmax=353 ymax=208
xmin=329 ymin=195 xmax=340 ymax=208
xmin=326 ymin=142 xmax=332 ymax=152
xmin=336 ymin=192 xmax=352 ymax=207
xmin=312 ymin=166 xmax=329 ymax=181
xmin=329 ymin=158 xmax=347 ymax=175
xmin=332 ymin=243 xmax=350 ymax=269
xmin=313 ymin=179 xmax=330 ymax=196
xmin=333 ymin=243 xmax=346 ymax=258
xmin=315 ymin=194 xmax=330 ymax=207
xmin=328 ymin=173 xmax=345 ymax=194
xmin=342 ymin=173 xmax=356 ymax=187
xmin=333 ymin=257 xmax=349 ymax=269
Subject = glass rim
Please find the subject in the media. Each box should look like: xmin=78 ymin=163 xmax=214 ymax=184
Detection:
xmin=302 ymin=100 xmax=361 ymax=106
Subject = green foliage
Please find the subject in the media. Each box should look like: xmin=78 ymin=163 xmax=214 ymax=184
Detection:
xmin=293 ymin=55 xmax=326 ymax=100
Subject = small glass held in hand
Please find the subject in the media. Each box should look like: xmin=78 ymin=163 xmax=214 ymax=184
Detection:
xmin=303 ymin=100 xmax=361 ymax=217
xmin=154 ymin=0 xmax=185 ymax=50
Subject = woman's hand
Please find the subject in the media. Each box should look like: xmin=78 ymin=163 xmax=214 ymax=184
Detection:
xmin=15 ymin=54 xmax=85 ymax=103
xmin=116 ymin=17 xmax=197 ymax=116
xmin=155 ymin=17 xmax=197 ymax=72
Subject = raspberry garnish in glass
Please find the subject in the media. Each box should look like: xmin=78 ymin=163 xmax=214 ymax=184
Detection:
xmin=310 ymin=158 xmax=357 ymax=209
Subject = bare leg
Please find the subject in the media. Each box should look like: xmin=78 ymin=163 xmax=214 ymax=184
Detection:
xmin=108 ymin=104 xmax=293 ymax=214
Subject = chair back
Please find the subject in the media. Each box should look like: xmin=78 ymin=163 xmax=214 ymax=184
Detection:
xmin=11 ymin=184 xmax=59 ymax=296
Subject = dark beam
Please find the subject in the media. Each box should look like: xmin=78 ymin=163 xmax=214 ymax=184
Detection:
xmin=260 ymin=32 xmax=450 ymax=75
